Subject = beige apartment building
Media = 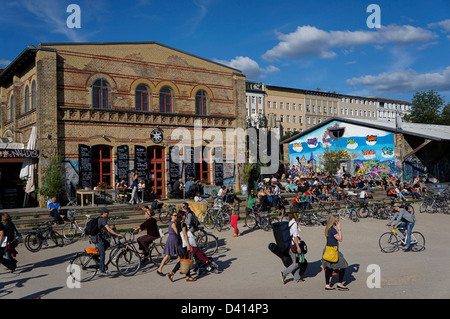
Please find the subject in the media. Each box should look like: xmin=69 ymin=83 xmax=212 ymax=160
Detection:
xmin=303 ymin=90 xmax=340 ymax=130
xmin=338 ymin=94 xmax=378 ymax=120
xmin=265 ymin=85 xmax=305 ymax=135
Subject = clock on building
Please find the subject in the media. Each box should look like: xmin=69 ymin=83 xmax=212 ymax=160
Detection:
xmin=151 ymin=128 xmax=163 ymax=143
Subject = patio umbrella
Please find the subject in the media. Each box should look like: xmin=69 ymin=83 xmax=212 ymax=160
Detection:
xmin=20 ymin=126 xmax=37 ymax=206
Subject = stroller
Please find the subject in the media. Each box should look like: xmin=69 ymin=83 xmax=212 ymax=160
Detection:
xmin=190 ymin=246 xmax=220 ymax=274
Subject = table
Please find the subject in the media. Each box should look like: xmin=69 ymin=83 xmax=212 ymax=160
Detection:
xmin=76 ymin=189 xmax=95 ymax=207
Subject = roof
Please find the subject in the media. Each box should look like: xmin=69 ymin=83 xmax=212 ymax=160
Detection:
xmin=0 ymin=42 xmax=243 ymax=85
xmin=38 ymin=41 xmax=243 ymax=73
xmin=281 ymin=116 xmax=450 ymax=144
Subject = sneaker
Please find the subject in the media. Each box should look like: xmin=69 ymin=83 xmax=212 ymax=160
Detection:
xmin=100 ymin=271 xmax=111 ymax=276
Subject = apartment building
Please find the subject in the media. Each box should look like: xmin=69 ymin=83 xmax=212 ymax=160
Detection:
xmin=265 ymin=85 xmax=305 ymax=135
xmin=303 ymin=90 xmax=340 ymax=130
xmin=245 ymin=81 xmax=265 ymax=127
xmin=375 ymin=97 xmax=411 ymax=122
xmin=338 ymin=94 xmax=378 ymax=120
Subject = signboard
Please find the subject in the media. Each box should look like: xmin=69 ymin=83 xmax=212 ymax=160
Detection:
xmin=116 ymin=145 xmax=129 ymax=181
xmin=0 ymin=149 xmax=40 ymax=158
xmin=134 ymin=145 xmax=147 ymax=181
xmin=78 ymin=144 xmax=92 ymax=189
xmin=214 ymin=147 xmax=224 ymax=186
xmin=169 ymin=146 xmax=180 ymax=184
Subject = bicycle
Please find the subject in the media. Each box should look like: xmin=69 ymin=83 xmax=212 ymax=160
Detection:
xmin=158 ymin=205 xmax=175 ymax=223
xmin=24 ymin=221 xmax=64 ymax=252
xmin=379 ymin=227 xmax=425 ymax=253
xmin=201 ymin=204 xmax=230 ymax=231
xmin=62 ymin=211 xmax=92 ymax=240
xmin=339 ymin=200 xmax=359 ymax=222
xmin=68 ymin=235 xmax=141 ymax=281
xmin=245 ymin=206 xmax=280 ymax=231
xmin=192 ymin=227 xmax=219 ymax=255
xmin=420 ymin=195 xmax=448 ymax=214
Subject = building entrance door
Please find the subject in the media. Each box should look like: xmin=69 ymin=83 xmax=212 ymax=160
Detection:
xmin=147 ymin=146 xmax=165 ymax=198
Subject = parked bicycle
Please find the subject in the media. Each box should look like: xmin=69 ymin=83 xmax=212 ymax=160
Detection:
xmin=339 ymin=200 xmax=359 ymax=222
xmin=420 ymin=194 xmax=449 ymax=214
xmin=245 ymin=206 xmax=279 ymax=231
xmin=62 ymin=212 xmax=92 ymax=240
xmin=202 ymin=204 xmax=230 ymax=232
xmin=379 ymin=227 xmax=425 ymax=253
xmin=24 ymin=221 xmax=64 ymax=252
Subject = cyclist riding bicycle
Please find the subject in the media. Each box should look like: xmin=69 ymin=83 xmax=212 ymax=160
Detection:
xmin=386 ymin=205 xmax=415 ymax=252
xmin=134 ymin=207 xmax=160 ymax=262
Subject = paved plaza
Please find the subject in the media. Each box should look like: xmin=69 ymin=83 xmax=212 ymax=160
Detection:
xmin=1 ymin=203 xmax=449 ymax=301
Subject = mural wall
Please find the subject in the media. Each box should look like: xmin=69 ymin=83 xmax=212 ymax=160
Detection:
xmin=288 ymin=120 xmax=398 ymax=178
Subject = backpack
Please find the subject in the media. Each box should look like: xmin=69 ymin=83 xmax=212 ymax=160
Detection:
xmin=84 ymin=217 xmax=100 ymax=236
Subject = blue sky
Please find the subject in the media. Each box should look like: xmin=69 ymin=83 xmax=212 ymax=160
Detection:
xmin=1 ymin=0 xmax=449 ymax=103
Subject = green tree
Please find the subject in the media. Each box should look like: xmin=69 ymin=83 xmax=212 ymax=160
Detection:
xmin=403 ymin=90 xmax=449 ymax=125
xmin=40 ymin=155 xmax=65 ymax=199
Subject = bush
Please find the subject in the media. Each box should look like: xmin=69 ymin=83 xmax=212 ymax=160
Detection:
xmin=40 ymin=155 xmax=65 ymax=199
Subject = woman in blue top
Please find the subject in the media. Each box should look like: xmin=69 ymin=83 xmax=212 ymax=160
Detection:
xmin=322 ymin=214 xmax=349 ymax=290
xmin=129 ymin=170 xmax=139 ymax=205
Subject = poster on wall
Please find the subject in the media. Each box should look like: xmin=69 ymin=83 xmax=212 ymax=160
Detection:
xmin=288 ymin=120 xmax=397 ymax=178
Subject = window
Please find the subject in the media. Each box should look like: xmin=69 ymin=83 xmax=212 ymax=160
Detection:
xmin=267 ymin=101 xmax=271 ymax=109
xmin=92 ymin=79 xmax=111 ymax=109
xmin=92 ymin=145 xmax=113 ymax=187
xmin=293 ymin=116 xmax=296 ymax=123
xmin=273 ymin=102 xmax=277 ymax=109
xmin=159 ymin=86 xmax=173 ymax=112
xmin=286 ymin=103 xmax=290 ymax=110
xmin=24 ymin=85 xmax=30 ymax=113
xmin=31 ymin=80 xmax=37 ymax=109
xmin=135 ymin=85 xmax=149 ymax=111
xmin=195 ymin=90 xmax=209 ymax=115
xmin=280 ymin=102 xmax=283 ymax=110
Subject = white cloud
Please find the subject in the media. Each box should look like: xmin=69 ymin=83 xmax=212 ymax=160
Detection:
xmin=428 ymin=19 xmax=450 ymax=32
xmin=22 ymin=0 xmax=86 ymax=42
xmin=214 ymin=56 xmax=279 ymax=80
xmin=346 ymin=66 xmax=450 ymax=93
xmin=262 ymin=24 xmax=436 ymax=61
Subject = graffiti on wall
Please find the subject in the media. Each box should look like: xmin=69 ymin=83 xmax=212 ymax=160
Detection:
xmin=288 ymin=120 xmax=399 ymax=177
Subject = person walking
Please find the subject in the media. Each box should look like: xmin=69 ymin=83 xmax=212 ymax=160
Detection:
xmin=168 ymin=211 xmax=196 ymax=282
xmin=0 ymin=219 xmax=17 ymax=273
xmin=129 ymin=170 xmax=139 ymax=205
xmin=280 ymin=210 xmax=304 ymax=284
xmin=1 ymin=213 xmax=20 ymax=264
xmin=322 ymin=214 xmax=349 ymax=290
xmin=157 ymin=211 xmax=179 ymax=276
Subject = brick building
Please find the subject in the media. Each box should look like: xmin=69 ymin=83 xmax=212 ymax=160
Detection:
xmin=0 ymin=42 xmax=246 ymax=206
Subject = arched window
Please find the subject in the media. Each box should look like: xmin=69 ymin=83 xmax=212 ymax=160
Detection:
xmin=135 ymin=85 xmax=149 ymax=111
xmin=195 ymin=90 xmax=209 ymax=115
xmin=24 ymin=85 xmax=30 ymax=113
xmin=31 ymin=80 xmax=37 ymax=109
xmin=92 ymin=79 xmax=111 ymax=109
xmin=159 ymin=86 xmax=173 ymax=113
xmin=9 ymin=95 xmax=14 ymax=122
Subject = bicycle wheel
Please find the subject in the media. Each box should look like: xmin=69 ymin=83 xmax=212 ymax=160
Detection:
xmin=159 ymin=210 xmax=171 ymax=224
xmin=218 ymin=212 xmax=230 ymax=231
xmin=410 ymin=232 xmax=425 ymax=252
xmin=196 ymin=231 xmax=218 ymax=256
xmin=109 ymin=245 xmax=122 ymax=267
xmin=357 ymin=206 xmax=369 ymax=218
xmin=116 ymin=248 xmax=141 ymax=276
xmin=149 ymin=243 xmax=166 ymax=265
xmin=419 ymin=201 xmax=431 ymax=213
xmin=25 ymin=233 xmax=43 ymax=252
xmin=245 ymin=215 xmax=257 ymax=229
xmin=69 ymin=252 xmax=98 ymax=282
xmin=62 ymin=222 xmax=77 ymax=240
xmin=379 ymin=232 xmax=399 ymax=253
xmin=202 ymin=211 xmax=215 ymax=230
xmin=50 ymin=231 xmax=64 ymax=247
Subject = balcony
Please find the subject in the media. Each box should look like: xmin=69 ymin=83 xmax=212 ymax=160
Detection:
xmin=57 ymin=107 xmax=236 ymax=128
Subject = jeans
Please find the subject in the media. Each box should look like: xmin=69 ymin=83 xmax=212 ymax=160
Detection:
xmin=94 ymin=236 xmax=110 ymax=272
xmin=282 ymin=249 xmax=301 ymax=282
xmin=49 ymin=209 xmax=61 ymax=223
xmin=129 ymin=186 xmax=138 ymax=204
xmin=397 ymin=221 xmax=415 ymax=249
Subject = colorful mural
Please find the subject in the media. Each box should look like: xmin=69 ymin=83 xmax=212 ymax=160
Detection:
xmin=288 ymin=120 xmax=398 ymax=177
